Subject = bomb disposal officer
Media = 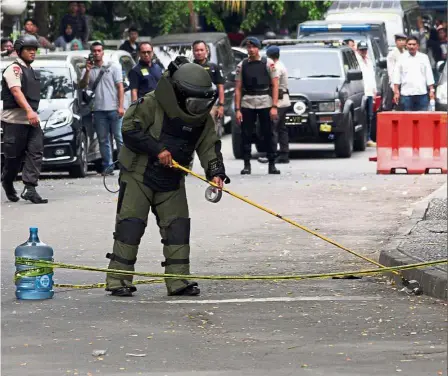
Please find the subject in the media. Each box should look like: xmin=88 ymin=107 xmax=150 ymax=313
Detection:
xmin=128 ymin=42 xmax=163 ymax=102
xmin=1 ymin=35 xmax=47 ymax=204
xmin=105 ymin=57 xmax=229 ymax=297
xmin=192 ymin=40 xmax=225 ymax=133
xmin=235 ymin=37 xmax=280 ymax=175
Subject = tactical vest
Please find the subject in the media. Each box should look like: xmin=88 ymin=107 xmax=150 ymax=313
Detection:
xmin=1 ymin=62 xmax=40 ymax=111
xmin=241 ymin=56 xmax=270 ymax=96
xmin=143 ymin=115 xmax=205 ymax=192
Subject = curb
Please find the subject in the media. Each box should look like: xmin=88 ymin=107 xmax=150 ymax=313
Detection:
xmin=378 ymin=183 xmax=448 ymax=300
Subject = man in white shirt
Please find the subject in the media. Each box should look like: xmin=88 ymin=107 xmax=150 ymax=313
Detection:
xmin=356 ymin=41 xmax=377 ymax=147
xmin=393 ymin=36 xmax=435 ymax=111
xmin=384 ymin=33 xmax=407 ymax=110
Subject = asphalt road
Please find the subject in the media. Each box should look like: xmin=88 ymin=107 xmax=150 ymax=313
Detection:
xmin=1 ymin=137 xmax=447 ymax=376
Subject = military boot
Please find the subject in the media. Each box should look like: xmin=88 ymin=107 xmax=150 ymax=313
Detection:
xmin=21 ymin=185 xmax=48 ymax=204
xmin=240 ymin=161 xmax=251 ymax=175
xmin=275 ymin=153 xmax=290 ymax=164
xmin=268 ymin=162 xmax=281 ymax=175
xmin=2 ymin=181 xmax=20 ymax=202
xmin=168 ymin=282 xmax=200 ymax=296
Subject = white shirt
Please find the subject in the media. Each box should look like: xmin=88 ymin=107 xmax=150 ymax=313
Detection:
xmin=275 ymin=60 xmax=291 ymax=108
xmin=393 ymin=51 xmax=434 ymax=96
xmin=356 ymin=53 xmax=376 ymax=97
xmin=386 ymin=47 xmax=404 ymax=87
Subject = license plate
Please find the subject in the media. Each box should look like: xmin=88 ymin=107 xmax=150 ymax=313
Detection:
xmin=319 ymin=123 xmax=332 ymax=133
xmin=286 ymin=115 xmax=302 ymax=124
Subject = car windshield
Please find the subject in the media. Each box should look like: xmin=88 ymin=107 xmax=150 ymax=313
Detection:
xmin=280 ymin=50 xmax=342 ymax=78
xmin=38 ymin=67 xmax=74 ymax=99
xmin=153 ymin=45 xmax=195 ymax=68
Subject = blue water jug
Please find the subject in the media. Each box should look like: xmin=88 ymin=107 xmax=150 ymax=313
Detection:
xmin=15 ymin=227 xmax=54 ymax=300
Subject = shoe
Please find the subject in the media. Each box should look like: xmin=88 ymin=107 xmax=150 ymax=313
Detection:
xmin=2 ymin=181 xmax=19 ymax=202
xmin=240 ymin=161 xmax=251 ymax=175
xmin=108 ymin=286 xmax=137 ymax=297
xmin=168 ymin=282 xmax=200 ymax=296
xmin=275 ymin=155 xmax=290 ymax=164
xmin=21 ymin=186 xmax=48 ymax=204
xmin=257 ymin=157 xmax=269 ymax=164
xmin=268 ymin=162 xmax=281 ymax=175
xmin=366 ymin=140 xmax=377 ymax=147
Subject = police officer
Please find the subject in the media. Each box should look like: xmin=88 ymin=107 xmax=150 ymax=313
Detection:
xmin=1 ymin=35 xmax=48 ymax=204
xmin=258 ymin=45 xmax=291 ymax=164
xmin=105 ymin=57 xmax=230 ymax=297
xmin=192 ymin=40 xmax=225 ymax=135
xmin=235 ymin=37 xmax=280 ymax=175
xmin=128 ymin=42 xmax=163 ymax=102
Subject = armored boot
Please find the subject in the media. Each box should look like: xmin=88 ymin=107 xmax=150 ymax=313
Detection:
xmin=240 ymin=160 xmax=251 ymax=175
xmin=21 ymin=185 xmax=48 ymax=204
xmin=268 ymin=162 xmax=281 ymax=175
xmin=2 ymin=181 xmax=20 ymax=202
xmin=275 ymin=153 xmax=290 ymax=164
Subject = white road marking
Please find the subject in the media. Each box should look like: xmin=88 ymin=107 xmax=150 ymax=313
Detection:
xmin=109 ymin=296 xmax=381 ymax=305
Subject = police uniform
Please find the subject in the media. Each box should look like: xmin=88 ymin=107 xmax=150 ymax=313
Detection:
xmin=236 ymin=53 xmax=279 ymax=173
xmin=1 ymin=57 xmax=45 ymax=201
xmin=128 ymin=60 xmax=163 ymax=99
xmin=105 ymin=59 xmax=229 ymax=297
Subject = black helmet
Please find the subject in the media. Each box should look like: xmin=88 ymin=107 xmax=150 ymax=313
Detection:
xmin=169 ymin=57 xmax=217 ymax=115
xmin=14 ymin=35 xmax=39 ymax=54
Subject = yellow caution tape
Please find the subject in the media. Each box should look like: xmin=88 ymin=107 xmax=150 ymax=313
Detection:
xmin=14 ymin=257 xmax=447 ymax=290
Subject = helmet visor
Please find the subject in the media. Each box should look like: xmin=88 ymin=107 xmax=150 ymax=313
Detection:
xmin=185 ymin=97 xmax=216 ymax=115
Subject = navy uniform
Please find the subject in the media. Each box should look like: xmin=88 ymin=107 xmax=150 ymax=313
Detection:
xmin=128 ymin=60 xmax=163 ymax=99
xmin=1 ymin=35 xmax=47 ymax=204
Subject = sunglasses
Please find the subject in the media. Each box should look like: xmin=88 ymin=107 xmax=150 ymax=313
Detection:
xmin=140 ymin=51 xmax=153 ymax=55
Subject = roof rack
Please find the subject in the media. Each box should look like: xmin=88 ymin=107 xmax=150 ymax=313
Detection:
xmin=262 ymin=39 xmax=347 ymax=47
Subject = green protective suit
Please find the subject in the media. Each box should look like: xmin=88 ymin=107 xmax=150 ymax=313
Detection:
xmin=105 ymin=66 xmax=228 ymax=295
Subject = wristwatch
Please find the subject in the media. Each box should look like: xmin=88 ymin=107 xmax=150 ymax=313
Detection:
xmin=217 ymin=103 xmax=224 ymax=107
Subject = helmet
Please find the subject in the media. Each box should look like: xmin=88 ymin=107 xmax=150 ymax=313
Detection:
xmin=170 ymin=59 xmax=217 ymax=116
xmin=14 ymin=35 xmax=39 ymax=54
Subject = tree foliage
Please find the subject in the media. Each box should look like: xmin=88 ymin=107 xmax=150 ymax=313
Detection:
xmin=32 ymin=1 xmax=332 ymax=41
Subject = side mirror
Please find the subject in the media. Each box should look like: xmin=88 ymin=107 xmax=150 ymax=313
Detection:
xmin=346 ymin=69 xmax=363 ymax=82
xmin=378 ymin=57 xmax=387 ymax=69
xmin=437 ymin=60 xmax=446 ymax=73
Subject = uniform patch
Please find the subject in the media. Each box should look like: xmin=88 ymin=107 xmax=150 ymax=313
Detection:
xmin=141 ymin=68 xmax=149 ymax=76
xmin=12 ymin=65 xmax=22 ymax=78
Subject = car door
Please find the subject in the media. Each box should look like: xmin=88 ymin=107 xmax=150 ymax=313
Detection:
xmin=71 ymin=57 xmax=100 ymax=161
xmin=215 ymin=38 xmax=236 ymax=117
xmin=118 ymin=54 xmax=135 ymax=110
xmin=345 ymin=50 xmax=364 ymax=123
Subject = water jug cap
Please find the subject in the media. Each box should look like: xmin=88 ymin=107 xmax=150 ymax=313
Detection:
xmin=30 ymin=227 xmax=38 ymax=233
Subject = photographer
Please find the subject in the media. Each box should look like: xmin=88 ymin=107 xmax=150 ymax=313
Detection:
xmin=79 ymin=42 xmax=124 ymax=175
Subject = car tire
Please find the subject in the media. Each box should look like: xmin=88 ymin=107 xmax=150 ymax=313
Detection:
xmin=354 ymin=113 xmax=367 ymax=152
xmin=232 ymin=122 xmax=243 ymax=159
xmin=334 ymin=112 xmax=354 ymax=158
xmin=69 ymin=132 xmax=88 ymax=178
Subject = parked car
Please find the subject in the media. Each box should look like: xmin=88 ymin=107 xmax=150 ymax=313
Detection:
xmin=436 ymin=61 xmax=447 ymax=111
xmin=232 ymin=41 xmax=367 ymax=159
xmin=1 ymin=57 xmax=100 ymax=177
xmin=1 ymin=50 xmax=137 ymax=177
xmin=151 ymin=32 xmax=237 ymax=134
xmin=298 ymin=20 xmax=389 ymax=56
xmin=232 ymin=46 xmax=248 ymax=66
xmin=297 ymin=29 xmax=388 ymax=97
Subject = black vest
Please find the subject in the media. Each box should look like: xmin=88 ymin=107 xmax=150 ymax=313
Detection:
xmin=143 ymin=115 xmax=205 ymax=192
xmin=1 ymin=62 xmax=40 ymax=111
xmin=241 ymin=57 xmax=270 ymax=96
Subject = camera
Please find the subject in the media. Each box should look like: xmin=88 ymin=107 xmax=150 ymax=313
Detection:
xmin=88 ymin=53 xmax=94 ymax=64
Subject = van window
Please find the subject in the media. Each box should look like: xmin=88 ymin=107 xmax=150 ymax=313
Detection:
xmin=216 ymin=39 xmax=234 ymax=76
xmin=371 ymin=39 xmax=381 ymax=62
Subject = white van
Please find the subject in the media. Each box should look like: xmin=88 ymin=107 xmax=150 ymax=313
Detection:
xmin=324 ymin=1 xmax=421 ymax=49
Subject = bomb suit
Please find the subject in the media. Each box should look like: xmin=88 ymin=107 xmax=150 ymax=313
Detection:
xmin=105 ymin=57 xmax=229 ymax=297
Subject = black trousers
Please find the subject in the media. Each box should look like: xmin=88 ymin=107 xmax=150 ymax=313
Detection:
xmin=241 ymin=107 xmax=276 ymax=162
xmin=1 ymin=121 xmax=44 ymax=187
xmin=274 ymin=106 xmax=289 ymax=154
